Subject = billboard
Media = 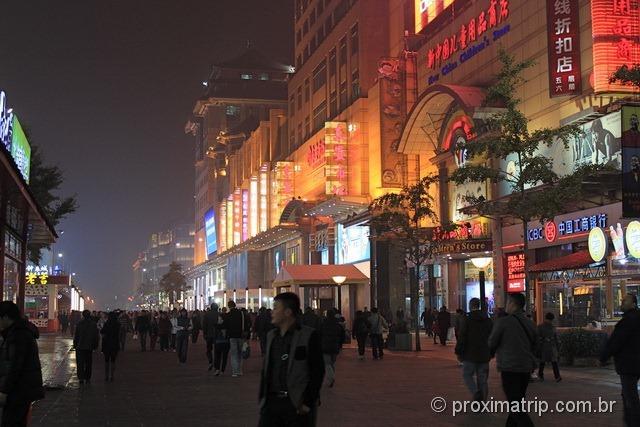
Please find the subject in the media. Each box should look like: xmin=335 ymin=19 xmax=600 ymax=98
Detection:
xmin=11 ymin=116 xmax=31 ymax=183
xmin=204 ymin=208 xmax=217 ymax=256
xmin=546 ymin=0 xmax=581 ymax=97
xmin=336 ymin=224 xmax=370 ymax=264
xmin=415 ymin=0 xmax=455 ymax=34
xmin=622 ymin=106 xmax=640 ymax=217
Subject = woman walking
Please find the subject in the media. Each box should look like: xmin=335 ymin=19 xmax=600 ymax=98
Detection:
xmin=176 ymin=309 xmax=191 ymax=363
xmin=352 ymin=310 xmax=370 ymax=360
xmin=101 ymin=311 xmax=120 ymax=382
xmin=158 ymin=312 xmax=172 ymax=352
xmin=213 ymin=311 xmax=230 ymax=376
xmin=149 ymin=312 xmax=159 ymax=351
xmin=537 ymin=312 xmax=562 ymax=382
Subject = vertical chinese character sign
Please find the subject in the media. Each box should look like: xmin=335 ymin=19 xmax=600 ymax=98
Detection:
xmin=271 ymin=162 xmax=294 ymax=224
xmin=378 ymin=58 xmax=405 ymax=187
xmin=591 ymin=0 xmax=640 ymax=93
xmin=324 ymin=122 xmax=348 ymax=196
xmin=547 ymin=0 xmax=582 ymax=97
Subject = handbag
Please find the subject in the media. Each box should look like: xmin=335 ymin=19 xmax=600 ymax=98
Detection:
xmin=132 ymin=333 xmax=138 ymax=340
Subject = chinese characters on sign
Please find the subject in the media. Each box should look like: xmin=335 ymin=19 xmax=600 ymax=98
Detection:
xmin=506 ymin=253 xmax=525 ymax=293
xmin=426 ymin=0 xmax=510 ymax=71
xmin=378 ymin=58 xmax=405 ymax=187
xmin=324 ymin=122 xmax=348 ymax=196
xmin=528 ymin=214 xmax=608 ymax=242
xmin=591 ymin=0 xmax=640 ymax=93
xmin=306 ymin=139 xmax=325 ymax=168
xmin=26 ymin=265 xmax=49 ymax=285
xmin=546 ymin=0 xmax=582 ymax=97
xmin=271 ymin=162 xmax=295 ymax=224
xmin=241 ymin=189 xmax=249 ymax=242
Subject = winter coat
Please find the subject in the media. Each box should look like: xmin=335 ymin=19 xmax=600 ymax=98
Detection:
xmin=455 ymin=310 xmax=493 ymax=363
xmin=135 ymin=315 xmax=150 ymax=333
xmin=368 ymin=313 xmax=388 ymax=334
xmin=255 ymin=312 xmax=274 ymax=337
xmin=320 ymin=316 xmax=345 ymax=355
xmin=191 ymin=314 xmax=202 ymax=330
xmin=101 ymin=319 xmax=120 ymax=354
xmin=0 ymin=320 xmax=44 ymax=404
xmin=158 ymin=318 xmax=172 ymax=335
xmin=202 ymin=310 xmax=219 ymax=339
xmin=74 ymin=318 xmax=99 ymax=351
xmin=223 ymin=308 xmax=250 ymax=339
xmin=600 ymin=308 xmax=640 ymax=375
xmin=352 ymin=316 xmax=370 ymax=337
xmin=488 ymin=311 xmax=537 ymax=373
xmin=437 ymin=310 xmax=451 ymax=331
xmin=176 ymin=316 xmax=191 ymax=335
xmin=537 ymin=321 xmax=559 ymax=363
xmin=301 ymin=311 xmax=322 ymax=330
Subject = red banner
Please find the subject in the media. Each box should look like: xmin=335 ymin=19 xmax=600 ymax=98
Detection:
xmin=546 ymin=0 xmax=581 ymax=97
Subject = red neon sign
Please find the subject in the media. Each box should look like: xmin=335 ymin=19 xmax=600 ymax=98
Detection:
xmin=591 ymin=0 xmax=640 ymax=93
xmin=544 ymin=221 xmax=558 ymax=243
xmin=546 ymin=0 xmax=582 ymax=97
xmin=506 ymin=252 xmax=525 ymax=293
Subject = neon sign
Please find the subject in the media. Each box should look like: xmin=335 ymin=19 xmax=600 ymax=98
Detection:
xmin=415 ymin=0 xmax=454 ymax=34
xmin=0 ymin=91 xmax=13 ymax=151
xmin=506 ymin=253 xmax=525 ymax=293
xmin=546 ymin=0 xmax=582 ymax=97
xmin=26 ymin=265 xmax=49 ymax=285
xmin=528 ymin=214 xmax=608 ymax=242
xmin=591 ymin=0 xmax=640 ymax=93
xmin=324 ymin=122 xmax=348 ymax=196
xmin=307 ymin=139 xmax=325 ymax=168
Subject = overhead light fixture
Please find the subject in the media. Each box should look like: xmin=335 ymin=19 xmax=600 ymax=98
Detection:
xmin=470 ymin=257 xmax=492 ymax=269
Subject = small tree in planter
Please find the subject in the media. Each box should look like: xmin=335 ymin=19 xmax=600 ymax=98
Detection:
xmin=558 ymin=328 xmax=608 ymax=366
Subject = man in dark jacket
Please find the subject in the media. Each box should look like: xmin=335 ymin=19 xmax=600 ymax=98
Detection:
xmin=258 ymin=292 xmax=324 ymax=427
xmin=437 ymin=306 xmax=451 ymax=345
xmin=74 ymin=310 xmax=99 ymax=384
xmin=135 ymin=311 xmax=151 ymax=352
xmin=455 ymin=298 xmax=493 ymax=401
xmin=301 ymin=307 xmax=321 ymax=330
xmin=0 ymin=301 xmax=44 ymax=426
xmin=320 ymin=309 xmax=344 ymax=388
xmin=225 ymin=301 xmax=251 ymax=377
xmin=202 ymin=303 xmax=220 ymax=370
xmin=255 ymin=307 xmax=274 ymax=356
xmin=601 ymin=293 xmax=640 ymax=427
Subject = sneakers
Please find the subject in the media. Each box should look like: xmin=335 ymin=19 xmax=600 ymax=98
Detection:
xmin=231 ymin=374 xmax=239 ymax=378
xmin=556 ymin=377 xmax=562 ymax=383
xmin=214 ymin=370 xmax=220 ymax=376
xmin=208 ymin=363 xmax=213 ymax=371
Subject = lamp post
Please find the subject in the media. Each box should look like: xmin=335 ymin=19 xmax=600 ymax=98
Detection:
xmin=331 ymin=275 xmax=346 ymax=313
xmin=470 ymin=257 xmax=492 ymax=312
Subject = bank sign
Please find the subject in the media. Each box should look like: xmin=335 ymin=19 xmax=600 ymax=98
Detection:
xmin=425 ymin=0 xmax=512 ymax=86
xmin=0 ymin=91 xmax=31 ymax=183
xmin=528 ymin=213 xmax=608 ymax=243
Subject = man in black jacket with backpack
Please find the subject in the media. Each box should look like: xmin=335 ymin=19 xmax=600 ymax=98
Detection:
xmin=0 ymin=301 xmax=44 ymax=426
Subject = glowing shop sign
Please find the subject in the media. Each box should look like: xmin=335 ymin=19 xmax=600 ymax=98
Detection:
xmin=242 ymin=189 xmax=249 ymax=242
xmin=626 ymin=220 xmax=640 ymax=259
xmin=219 ymin=202 xmax=227 ymax=253
xmin=26 ymin=265 xmax=49 ymax=285
xmin=250 ymin=177 xmax=258 ymax=238
xmin=0 ymin=91 xmax=13 ymax=151
xmin=324 ymin=122 xmax=348 ymax=196
xmin=307 ymin=139 xmax=325 ymax=168
xmin=506 ymin=253 xmax=525 ymax=293
xmin=591 ymin=0 xmax=640 ymax=93
xmin=546 ymin=0 xmax=582 ymax=97
xmin=415 ymin=0 xmax=454 ymax=34
xmin=588 ymin=227 xmax=608 ymax=262
xmin=259 ymin=165 xmax=269 ymax=232
xmin=528 ymin=214 xmax=608 ymax=242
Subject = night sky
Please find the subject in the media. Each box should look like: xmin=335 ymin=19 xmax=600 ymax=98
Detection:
xmin=0 ymin=0 xmax=293 ymax=307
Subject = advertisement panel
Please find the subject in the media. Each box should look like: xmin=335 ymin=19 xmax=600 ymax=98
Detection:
xmin=324 ymin=122 xmax=348 ymax=196
xmin=591 ymin=0 xmax=640 ymax=94
xmin=505 ymin=253 xmax=525 ymax=293
xmin=336 ymin=224 xmax=370 ymax=264
xmin=499 ymin=112 xmax=621 ymax=197
xmin=415 ymin=0 xmax=455 ymax=34
xmin=204 ymin=209 xmax=217 ymax=256
xmin=546 ymin=0 xmax=581 ymax=97
xmin=11 ymin=116 xmax=31 ymax=183
xmin=622 ymin=106 xmax=640 ymax=217
xmin=377 ymin=58 xmax=405 ymax=187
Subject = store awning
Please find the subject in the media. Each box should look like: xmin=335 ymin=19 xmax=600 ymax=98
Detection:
xmin=304 ymin=195 xmax=370 ymax=219
xmin=273 ymin=264 xmax=369 ymax=287
xmin=529 ymin=250 xmax=595 ymax=273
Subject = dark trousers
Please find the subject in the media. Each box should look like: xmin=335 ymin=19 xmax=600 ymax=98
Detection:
xmin=192 ymin=329 xmax=200 ymax=343
xmin=439 ymin=331 xmax=448 ymax=346
xmin=538 ymin=362 xmax=560 ymax=380
xmin=370 ymin=334 xmax=383 ymax=359
xmin=620 ymin=374 xmax=640 ymax=427
xmin=214 ymin=342 xmax=230 ymax=372
xmin=501 ymin=371 xmax=534 ymax=427
xmin=206 ymin=337 xmax=215 ymax=364
xmin=118 ymin=329 xmax=127 ymax=351
xmin=176 ymin=332 xmax=189 ymax=363
xmin=159 ymin=334 xmax=169 ymax=351
xmin=259 ymin=397 xmax=316 ymax=427
xmin=139 ymin=331 xmax=148 ymax=351
xmin=1 ymin=401 xmax=31 ymax=427
xmin=356 ymin=334 xmax=367 ymax=356
xmin=259 ymin=334 xmax=267 ymax=356
xmin=150 ymin=334 xmax=157 ymax=351
xmin=171 ymin=334 xmax=176 ymax=349
xmin=76 ymin=350 xmax=93 ymax=381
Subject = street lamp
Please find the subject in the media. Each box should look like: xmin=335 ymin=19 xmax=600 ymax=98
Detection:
xmin=331 ymin=276 xmax=347 ymax=313
xmin=470 ymin=257 xmax=493 ymax=312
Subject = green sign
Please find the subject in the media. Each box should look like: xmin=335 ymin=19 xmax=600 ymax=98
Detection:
xmin=10 ymin=115 xmax=31 ymax=183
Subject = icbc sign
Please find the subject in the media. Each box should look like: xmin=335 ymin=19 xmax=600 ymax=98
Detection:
xmin=544 ymin=221 xmax=557 ymax=243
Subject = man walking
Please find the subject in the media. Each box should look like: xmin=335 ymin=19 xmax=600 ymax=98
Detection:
xmin=225 ymin=300 xmax=250 ymax=377
xmin=320 ymin=308 xmax=344 ymax=388
xmin=455 ymin=298 xmax=493 ymax=401
xmin=135 ymin=310 xmax=150 ymax=352
xmin=258 ymin=292 xmax=324 ymax=426
xmin=255 ymin=307 xmax=274 ymax=356
xmin=368 ymin=307 xmax=387 ymax=360
xmin=600 ymin=293 xmax=640 ymax=427
xmin=118 ymin=311 xmax=132 ymax=351
xmin=74 ymin=309 xmax=99 ymax=384
xmin=489 ymin=293 xmax=537 ymax=427
xmin=0 ymin=301 xmax=45 ymax=426
xmin=301 ymin=306 xmax=321 ymax=330
xmin=202 ymin=303 xmax=220 ymax=370
xmin=437 ymin=306 xmax=451 ymax=345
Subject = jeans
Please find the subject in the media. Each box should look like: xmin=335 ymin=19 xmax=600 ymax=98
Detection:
xmin=356 ymin=334 xmax=367 ymax=356
xmin=229 ymin=338 xmax=244 ymax=375
xmin=370 ymin=334 xmax=384 ymax=359
xmin=76 ymin=350 xmax=93 ymax=381
xmin=501 ymin=371 xmax=534 ymax=427
xmin=171 ymin=334 xmax=176 ymax=350
xmin=176 ymin=332 xmax=189 ymax=363
xmin=538 ymin=362 xmax=560 ymax=380
xmin=620 ymin=374 xmax=640 ymax=427
xmin=159 ymin=334 xmax=169 ymax=351
xmin=138 ymin=331 xmax=148 ymax=351
xmin=462 ymin=361 xmax=489 ymax=401
xmin=214 ymin=342 xmax=230 ymax=372
xmin=323 ymin=353 xmax=337 ymax=385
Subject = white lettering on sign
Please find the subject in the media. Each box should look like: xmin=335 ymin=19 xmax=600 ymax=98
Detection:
xmin=0 ymin=91 xmax=13 ymax=151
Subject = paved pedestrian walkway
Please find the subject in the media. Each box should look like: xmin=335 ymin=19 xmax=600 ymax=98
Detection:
xmin=31 ymin=333 xmax=624 ymax=427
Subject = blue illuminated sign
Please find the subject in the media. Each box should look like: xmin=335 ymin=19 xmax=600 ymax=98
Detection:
xmin=528 ymin=213 xmax=608 ymax=242
xmin=204 ymin=209 xmax=217 ymax=256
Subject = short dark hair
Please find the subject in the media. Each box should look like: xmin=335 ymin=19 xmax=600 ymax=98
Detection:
xmin=82 ymin=310 xmax=92 ymax=319
xmin=274 ymin=292 xmax=301 ymax=317
xmin=0 ymin=301 xmax=21 ymax=321
xmin=371 ymin=307 xmax=378 ymax=313
xmin=545 ymin=312 xmax=555 ymax=321
xmin=628 ymin=293 xmax=638 ymax=305
xmin=227 ymin=300 xmax=236 ymax=309
xmin=509 ymin=293 xmax=526 ymax=309
xmin=210 ymin=303 xmax=218 ymax=311
xmin=469 ymin=298 xmax=481 ymax=310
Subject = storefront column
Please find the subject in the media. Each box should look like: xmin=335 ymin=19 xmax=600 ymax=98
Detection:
xmin=17 ymin=201 xmax=29 ymax=310
xmin=492 ymin=218 xmax=505 ymax=308
xmin=535 ymin=278 xmax=543 ymax=322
